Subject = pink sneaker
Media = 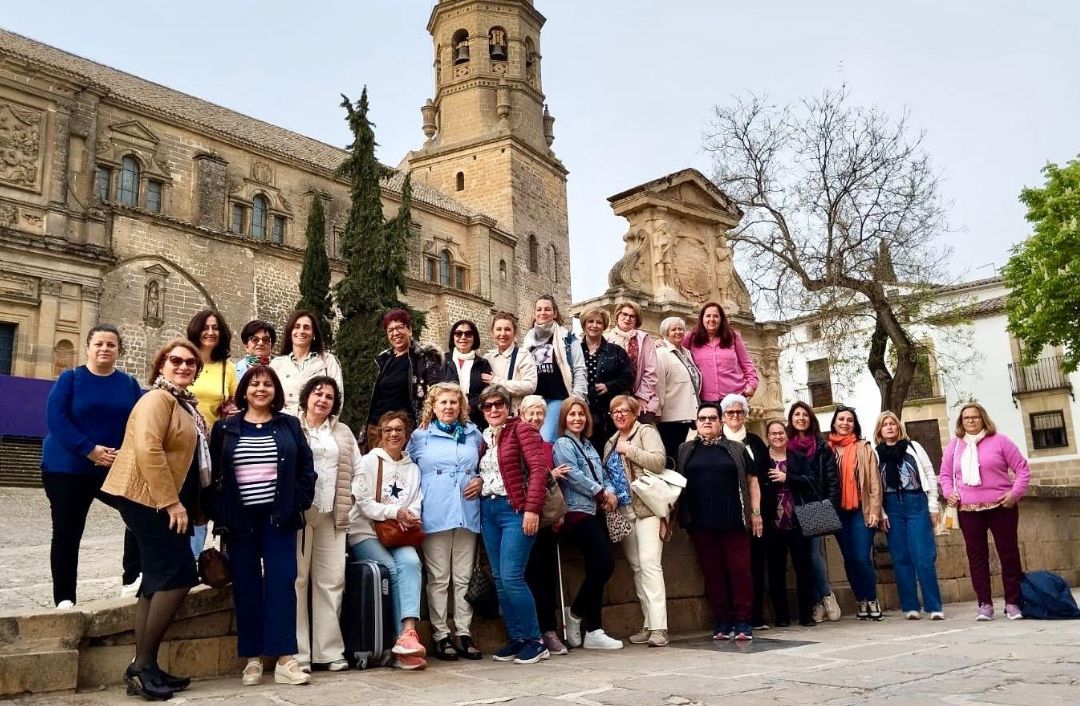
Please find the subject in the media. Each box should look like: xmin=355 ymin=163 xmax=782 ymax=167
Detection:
xmin=976 ymin=603 xmax=994 ymax=621
xmin=1004 ymin=604 xmax=1024 ymax=620
xmin=394 ymin=654 xmax=427 ymax=670
xmin=393 ymin=629 xmax=427 ymax=657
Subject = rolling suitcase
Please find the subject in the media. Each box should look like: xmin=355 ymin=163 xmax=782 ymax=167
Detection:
xmin=341 ymin=558 xmax=395 ymax=669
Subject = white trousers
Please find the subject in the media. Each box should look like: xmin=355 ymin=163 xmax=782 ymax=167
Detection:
xmin=422 ymin=528 xmax=477 ymax=640
xmin=620 ymin=511 xmax=668 ymax=630
xmin=295 ymin=510 xmax=346 ymax=664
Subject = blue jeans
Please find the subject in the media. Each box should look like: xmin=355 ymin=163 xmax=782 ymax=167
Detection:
xmin=541 ymin=399 xmax=563 ymax=442
xmin=883 ymin=492 xmax=942 ymax=612
xmin=347 ymin=538 xmax=422 ymax=632
xmin=809 ymin=535 xmax=831 ymax=601
xmin=229 ymin=507 xmax=299 ymax=657
xmin=836 ymin=508 xmax=878 ymax=601
xmin=480 ymin=496 xmax=539 ymax=641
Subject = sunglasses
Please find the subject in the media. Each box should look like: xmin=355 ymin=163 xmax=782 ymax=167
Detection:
xmin=249 ymin=335 xmax=272 ymax=345
xmin=481 ymin=400 xmax=507 ymax=411
xmin=382 ymin=427 xmax=407 ymax=435
xmin=697 ymin=414 xmax=719 ymax=422
xmin=167 ymin=355 xmax=197 ymax=368
xmin=453 ymin=330 xmax=474 ymax=338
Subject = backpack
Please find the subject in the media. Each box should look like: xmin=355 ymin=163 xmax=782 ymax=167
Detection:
xmin=1019 ymin=571 xmax=1080 ymax=619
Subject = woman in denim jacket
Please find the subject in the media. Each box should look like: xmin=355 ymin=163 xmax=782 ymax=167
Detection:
xmin=406 ymin=383 xmax=484 ymax=660
xmin=552 ymin=396 xmax=623 ymax=650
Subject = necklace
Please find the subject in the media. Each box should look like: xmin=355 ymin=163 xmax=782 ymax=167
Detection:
xmin=245 ymin=413 xmax=272 ymax=429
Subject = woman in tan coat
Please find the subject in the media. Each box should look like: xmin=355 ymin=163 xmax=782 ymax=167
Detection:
xmin=102 ymin=339 xmax=207 ymax=700
xmin=602 ymin=395 xmax=669 ymax=646
xmin=295 ymin=376 xmax=358 ymax=672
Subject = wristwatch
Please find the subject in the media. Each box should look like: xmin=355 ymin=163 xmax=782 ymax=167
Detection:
xmin=751 ymin=508 xmax=761 ymax=516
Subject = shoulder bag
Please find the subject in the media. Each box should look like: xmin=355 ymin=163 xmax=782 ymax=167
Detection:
xmin=517 ymin=425 xmax=567 ymax=528
xmin=372 ymin=458 xmax=425 ymax=548
xmin=630 ymin=467 xmax=687 ymax=520
xmin=792 ymin=468 xmax=842 ymax=538
xmin=939 ymin=442 xmax=961 ymax=533
xmin=564 ymin=435 xmax=632 ymax=542
xmin=198 ymin=535 xmax=231 ymax=588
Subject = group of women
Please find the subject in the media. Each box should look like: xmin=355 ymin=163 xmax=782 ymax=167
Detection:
xmin=40 ymin=297 xmax=1033 ymax=700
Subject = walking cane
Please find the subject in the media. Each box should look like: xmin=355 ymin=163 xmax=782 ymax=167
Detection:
xmin=557 ymin=543 xmax=570 ymax=643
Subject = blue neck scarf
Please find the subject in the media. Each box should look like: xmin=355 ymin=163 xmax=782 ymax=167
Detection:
xmin=433 ymin=418 xmax=466 ymax=444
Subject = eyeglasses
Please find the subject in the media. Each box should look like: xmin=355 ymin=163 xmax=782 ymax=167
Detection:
xmin=961 ymin=415 xmax=982 ymax=422
xmin=723 ymin=410 xmax=746 ymax=418
xmin=697 ymin=414 xmax=719 ymax=422
xmin=611 ymin=408 xmax=633 ymax=417
xmin=481 ymin=400 xmax=507 ymax=411
xmin=249 ymin=335 xmax=272 ymax=345
xmin=453 ymin=330 xmax=474 ymax=338
xmin=382 ymin=426 xmax=407 ymax=435
xmin=386 ymin=324 xmax=409 ymax=335
xmin=167 ymin=355 xmax=197 ymax=368
xmin=616 ymin=312 xmax=636 ymax=320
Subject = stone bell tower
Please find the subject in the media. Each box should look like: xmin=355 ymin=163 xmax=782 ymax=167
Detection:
xmin=405 ymin=0 xmax=571 ymax=321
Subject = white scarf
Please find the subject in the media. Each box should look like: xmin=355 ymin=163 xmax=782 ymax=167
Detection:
xmin=452 ymin=349 xmax=476 ymax=395
xmin=607 ymin=327 xmax=635 ymax=350
xmin=723 ymin=424 xmax=751 ymax=459
xmin=960 ymin=431 xmax=986 ymax=486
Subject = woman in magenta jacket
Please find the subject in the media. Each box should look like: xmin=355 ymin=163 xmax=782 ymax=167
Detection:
xmin=688 ymin=302 xmax=758 ymax=405
xmin=940 ymin=402 xmax=1031 ymax=621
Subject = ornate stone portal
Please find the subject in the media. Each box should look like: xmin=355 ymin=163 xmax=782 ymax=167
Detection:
xmin=573 ymin=168 xmax=786 ymax=421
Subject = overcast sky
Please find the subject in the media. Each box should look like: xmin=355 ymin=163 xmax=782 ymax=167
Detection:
xmin=6 ymin=1 xmax=1078 ymax=303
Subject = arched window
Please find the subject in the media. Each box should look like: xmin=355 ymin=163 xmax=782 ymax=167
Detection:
xmin=524 ymin=37 xmax=537 ymax=73
xmin=118 ymin=156 xmax=139 ymax=206
xmin=452 ymin=29 xmax=470 ymax=64
xmin=456 ymin=172 xmax=465 ymax=191
xmin=499 ymin=259 xmax=507 ymax=281
xmin=527 ymin=235 xmax=539 ymax=274
xmin=549 ymin=244 xmax=559 ymax=282
xmin=251 ymin=195 xmax=268 ymax=238
xmin=439 ymin=249 xmax=452 ymax=286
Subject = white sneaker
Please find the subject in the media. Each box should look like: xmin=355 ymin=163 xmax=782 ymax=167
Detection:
xmin=824 ymin=592 xmax=841 ymax=621
xmin=930 ymin=611 xmax=946 ymax=621
xmin=811 ymin=601 xmax=826 ymax=623
xmin=120 ymin=574 xmax=142 ymax=598
xmin=564 ymin=612 xmax=583 ymax=648
xmin=56 ymin=600 xmax=75 ymax=610
xmin=583 ymin=629 xmax=624 ymax=650
xmin=905 ymin=610 xmax=921 ymax=620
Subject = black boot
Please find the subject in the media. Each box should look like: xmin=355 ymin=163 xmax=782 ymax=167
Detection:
xmin=128 ymin=660 xmax=190 ymax=692
xmin=124 ymin=663 xmax=174 ymax=701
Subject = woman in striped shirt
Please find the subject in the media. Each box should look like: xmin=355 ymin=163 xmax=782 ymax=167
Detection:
xmin=208 ymin=366 xmax=315 ymax=687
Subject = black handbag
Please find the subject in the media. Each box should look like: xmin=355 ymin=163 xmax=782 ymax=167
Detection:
xmin=793 ymin=487 xmax=842 ymax=538
xmin=465 ymin=549 xmax=500 ymax=619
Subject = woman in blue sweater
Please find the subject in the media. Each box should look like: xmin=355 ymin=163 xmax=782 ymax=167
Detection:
xmin=41 ymin=324 xmax=144 ymax=607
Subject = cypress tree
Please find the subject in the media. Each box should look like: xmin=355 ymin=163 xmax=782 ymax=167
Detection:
xmin=333 ymin=88 xmax=412 ymax=429
xmin=296 ymin=193 xmax=334 ymax=346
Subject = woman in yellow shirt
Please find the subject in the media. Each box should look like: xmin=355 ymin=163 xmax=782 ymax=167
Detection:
xmin=186 ymin=309 xmax=238 ymax=555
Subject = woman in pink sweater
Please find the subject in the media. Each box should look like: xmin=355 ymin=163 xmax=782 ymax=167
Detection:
xmin=939 ymin=402 xmax=1031 ymax=621
xmin=688 ymin=302 xmax=758 ymax=405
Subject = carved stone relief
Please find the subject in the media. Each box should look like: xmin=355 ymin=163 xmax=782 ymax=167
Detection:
xmin=143 ymin=264 xmax=169 ymax=328
xmin=0 ymin=202 xmax=16 ymax=226
xmin=0 ymin=101 xmax=44 ymax=190
xmin=251 ymin=161 xmax=273 ymax=185
xmin=0 ymin=270 xmax=38 ymax=303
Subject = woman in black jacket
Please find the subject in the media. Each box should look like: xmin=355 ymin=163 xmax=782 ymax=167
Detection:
xmin=442 ymin=319 xmax=493 ymax=428
xmin=786 ymin=401 xmax=841 ymax=622
xmin=763 ymin=419 xmax=820 ymax=627
xmin=208 ymin=366 xmax=315 ymax=687
xmin=579 ymin=307 xmax=633 ymax=452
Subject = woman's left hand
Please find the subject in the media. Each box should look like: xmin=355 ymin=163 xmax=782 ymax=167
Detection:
xmin=866 ymin=512 xmax=880 ymax=528
xmin=750 ymin=515 xmax=763 ymax=538
xmin=463 ymin=477 xmax=483 ymax=499
xmin=522 ymin=511 xmax=540 ymax=536
xmin=767 ymin=468 xmax=786 ymax=484
xmin=1001 ymin=491 xmax=1019 ymax=508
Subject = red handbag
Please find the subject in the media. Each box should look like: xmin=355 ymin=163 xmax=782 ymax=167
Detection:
xmin=371 ymin=458 xmax=425 ymax=548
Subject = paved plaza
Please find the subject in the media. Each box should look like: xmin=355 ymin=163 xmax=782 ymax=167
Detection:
xmin=3 ymin=487 xmax=1080 ymax=706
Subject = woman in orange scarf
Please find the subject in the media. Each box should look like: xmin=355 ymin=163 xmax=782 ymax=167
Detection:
xmin=827 ymin=406 xmax=882 ymax=620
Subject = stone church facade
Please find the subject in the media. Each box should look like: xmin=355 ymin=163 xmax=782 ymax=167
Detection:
xmin=0 ymin=0 xmax=569 ymax=382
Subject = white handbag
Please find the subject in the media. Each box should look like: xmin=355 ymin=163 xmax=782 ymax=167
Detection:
xmin=630 ymin=469 xmax=687 ymax=518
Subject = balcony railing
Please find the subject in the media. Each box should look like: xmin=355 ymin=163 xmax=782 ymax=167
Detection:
xmin=906 ymin=372 xmax=942 ymax=402
xmin=793 ymin=381 xmax=844 ymax=409
xmin=1008 ymin=356 xmax=1072 ymax=395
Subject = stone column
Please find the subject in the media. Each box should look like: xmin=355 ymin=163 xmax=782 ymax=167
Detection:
xmin=35 ymin=279 xmax=62 ymax=379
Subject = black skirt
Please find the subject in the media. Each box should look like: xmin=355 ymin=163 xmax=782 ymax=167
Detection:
xmin=117 ymin=458 xmax=200 ymax=596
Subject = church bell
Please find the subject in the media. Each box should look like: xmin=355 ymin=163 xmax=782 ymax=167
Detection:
xmin=489 ymin=43 xmax=507 ymax=60
xmin=453 ymin=42 xmax=470 ymax=64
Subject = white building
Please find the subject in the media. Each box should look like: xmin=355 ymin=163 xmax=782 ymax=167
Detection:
xmin=777 ymin=276 xmax=1080 ymax=485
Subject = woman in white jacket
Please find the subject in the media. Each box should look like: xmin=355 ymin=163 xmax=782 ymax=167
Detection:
xmin=521 ymin=295 xmax=587 ymax=441
xmin=347 ymin=411 xmax=427 ymax=669
xmin=482 ymin=311 xmax=537 ymax=413
xmin=654 ymin=316 xmax=702 ymax=463
xmin=873 ymin=411 xmax=944 ymax=620
xmin=270 ymin=311 xmax=343 ymax=416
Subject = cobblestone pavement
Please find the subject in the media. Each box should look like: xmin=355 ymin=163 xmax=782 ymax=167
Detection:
xmin=1 ymin=487 xmax=134 ymax=610
xmin=5 ymin=487 xmax=1080 ymax=705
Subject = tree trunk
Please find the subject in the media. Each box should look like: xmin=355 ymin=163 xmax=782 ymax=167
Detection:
xmin=866 ymin=309 xmax=918 ymax=415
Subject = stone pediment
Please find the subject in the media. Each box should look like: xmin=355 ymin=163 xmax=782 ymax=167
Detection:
xmin=108 ymin=120 xmax=160 ymax=146
xmin=607 ymin=168 xmax=742 ymax=225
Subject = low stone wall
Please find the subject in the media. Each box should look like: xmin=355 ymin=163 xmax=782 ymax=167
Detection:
xmin=2 ymin=487 xmax=1078 ymax=697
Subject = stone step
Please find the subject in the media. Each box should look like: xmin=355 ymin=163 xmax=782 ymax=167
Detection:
xmin=0 ymin=438 xmax=43 ymax=488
